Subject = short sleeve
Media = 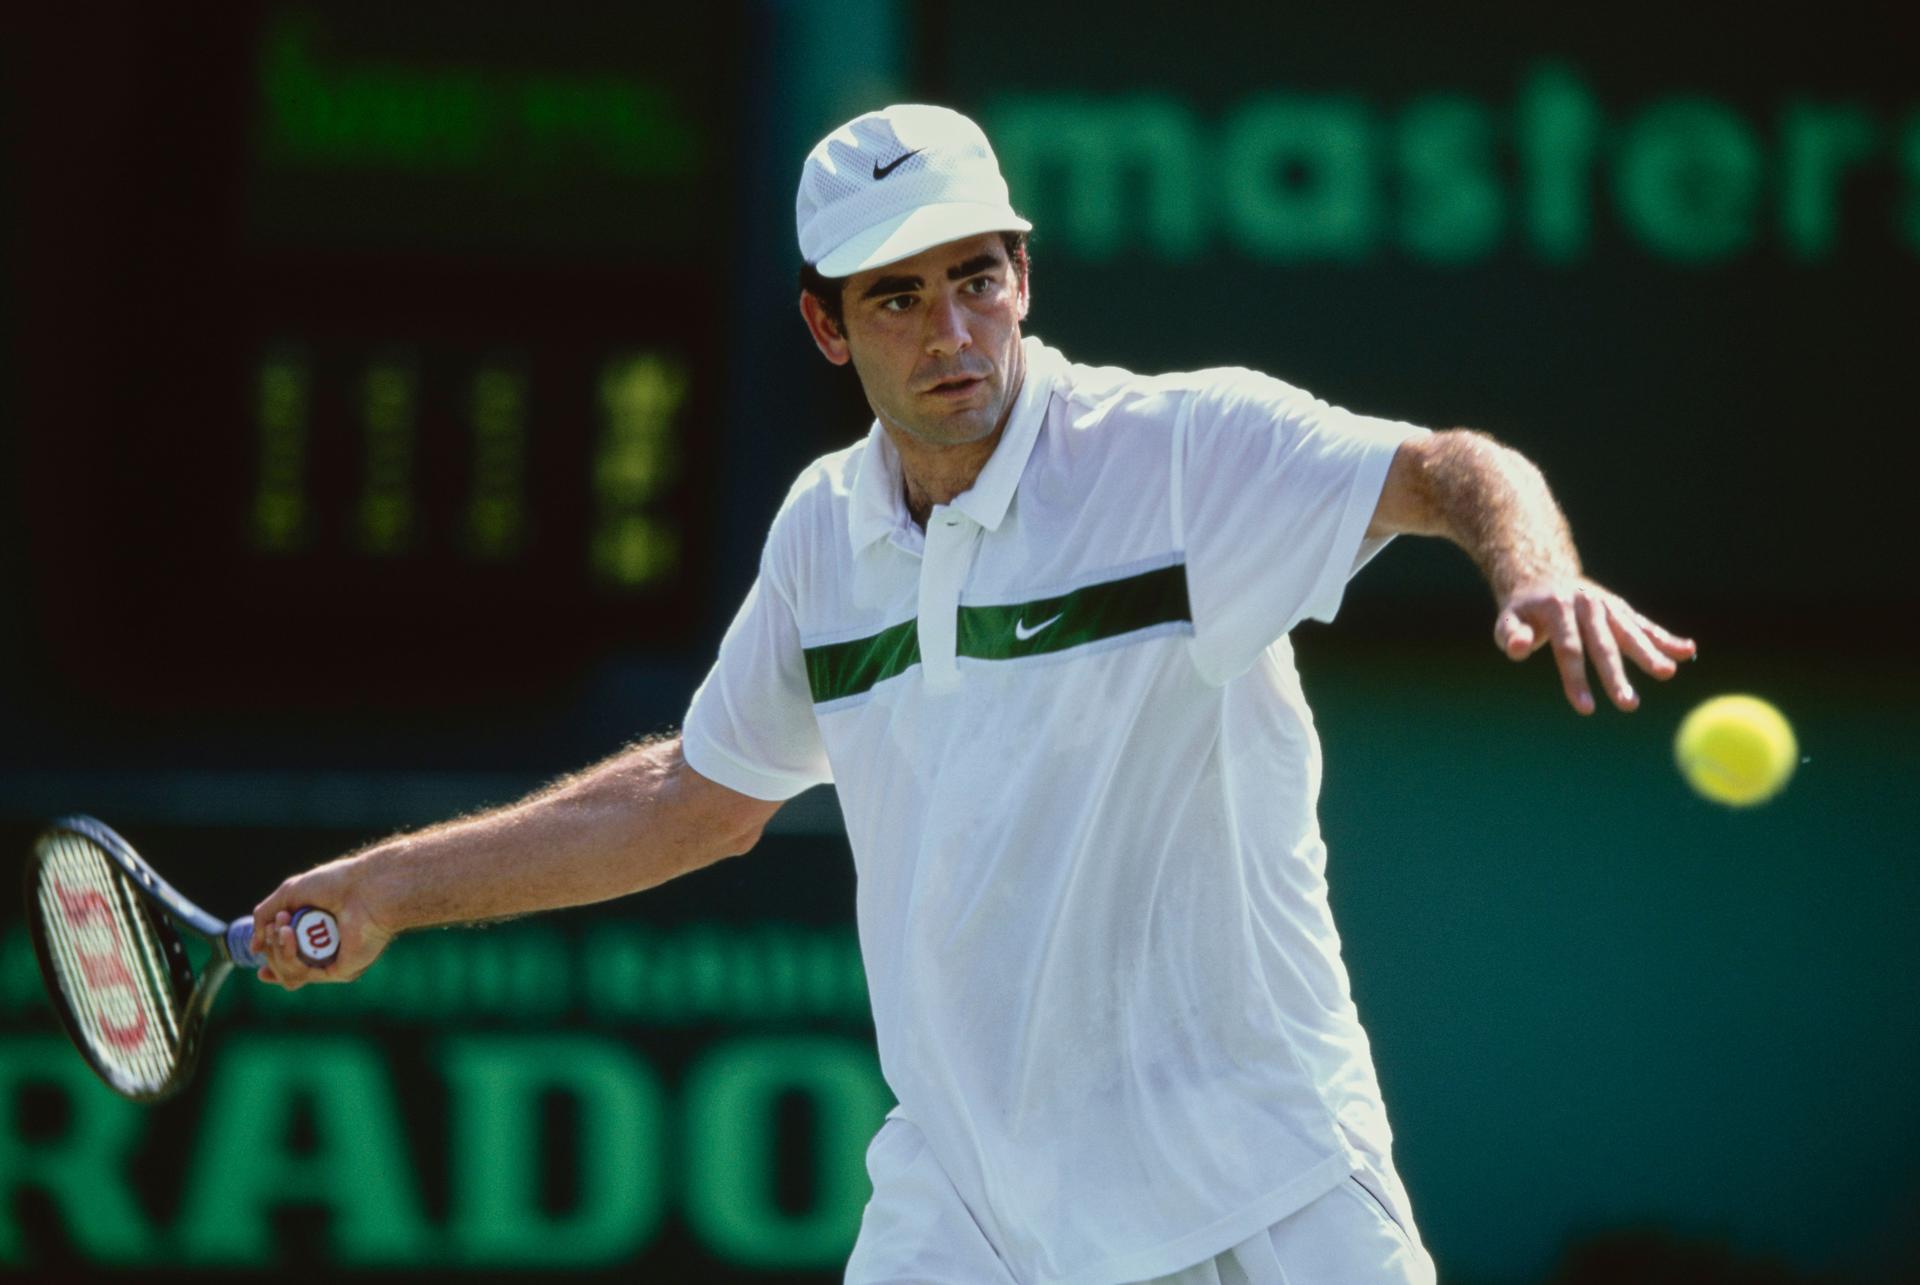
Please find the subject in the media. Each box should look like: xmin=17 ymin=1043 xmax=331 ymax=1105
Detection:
xmin=1178 ymin=371 xmax=1426 ymax=684
xmin=682 ymin=566 xmax=833 ymax=801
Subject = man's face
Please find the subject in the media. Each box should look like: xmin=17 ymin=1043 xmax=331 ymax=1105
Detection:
xmin=801 ymin=233 xmax=1030 ymax=450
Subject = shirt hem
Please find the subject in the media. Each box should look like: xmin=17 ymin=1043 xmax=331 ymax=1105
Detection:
xmin=680 ymin=726 xmax=823 ymax=802
xmin=1046 ymin=1152 xmax=1353 ymax=1285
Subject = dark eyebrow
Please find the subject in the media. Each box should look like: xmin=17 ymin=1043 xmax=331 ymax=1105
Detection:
xmin=858 ymin=253 xmax=1004 ymax=302
xmin=946 ymin=253 xmax=1001 ymax=280
xmin=860 ymin=274 xmax=922 ymax=300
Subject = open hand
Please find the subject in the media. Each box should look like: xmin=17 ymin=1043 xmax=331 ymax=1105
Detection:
xmin=1495 ymin=578 xmax=1696 ymax=714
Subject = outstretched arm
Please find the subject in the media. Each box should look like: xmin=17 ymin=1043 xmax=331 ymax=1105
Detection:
xmin=1367 ymin=429 xmax=1696 ymax=714
xmin=249 ymin=735 xmax=781 ymax=989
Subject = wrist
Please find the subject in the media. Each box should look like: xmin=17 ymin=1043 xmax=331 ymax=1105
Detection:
xmin=1489 ymin=545 xmax=1581 ymax=602
xmin=347 ymin=843 xmax=416 ymax=936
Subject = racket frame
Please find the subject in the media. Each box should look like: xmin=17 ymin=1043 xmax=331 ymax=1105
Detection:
xmin=25 ymin=815 xmax=244 ymax=1102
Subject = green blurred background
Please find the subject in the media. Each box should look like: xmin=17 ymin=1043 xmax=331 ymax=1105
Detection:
xmin=2 ymin=3 xmax=1915 ymax=1281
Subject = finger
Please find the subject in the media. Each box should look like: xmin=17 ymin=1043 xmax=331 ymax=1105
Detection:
xmin=258 ymin=964 xmax=305 ymax=991
xmin=263 ymin=922 xmax=313 ymax=991
xmin=251 ymin=892 xmax=285 ymax=956
xmin=258 ymin=924 xmax=290 ymax=985
xmin=1609 ymin=608 xmax=1676 ymax=680
xmin=1578 ymin=592 xmax=1637 ymax=710
xmin=1636 ymin=613 xmax=1697 ymax=661
xmin=1545 ymin=599 xmax=1594 ymax=714
xmin=251 ymin=892 xmax=302 ymax=958
xmin=1495 ymin=609 xmax=1542 ymax=660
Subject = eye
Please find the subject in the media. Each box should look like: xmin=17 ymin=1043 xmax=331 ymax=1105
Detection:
xmin=880 ymin=295 xmax=916 ymax=313
xmin=966 ymin=275 xmax=997 ymax=295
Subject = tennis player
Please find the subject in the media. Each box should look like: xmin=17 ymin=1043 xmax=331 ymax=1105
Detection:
xmin=254 ymin=105 xmax=1695 ymax=1284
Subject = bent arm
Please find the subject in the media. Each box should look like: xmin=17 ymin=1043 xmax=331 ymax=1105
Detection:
xmin=1367 ymin=430 xmax=1696 ymax=713
xmin=251 ymin=735 xmax=781 ymax=988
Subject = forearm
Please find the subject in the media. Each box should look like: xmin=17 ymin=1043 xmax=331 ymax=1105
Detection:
xmin=1395 ymin=429 xmax=1582 ymax=599
xmin=1369 ymin=426 xmax=1695 ymax=713
xmin=350 ymin=736 xmax=760 ymax=933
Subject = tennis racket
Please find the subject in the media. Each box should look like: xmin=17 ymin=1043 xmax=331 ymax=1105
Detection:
xmin=24 ymin=814 xmax=340 ymax=1102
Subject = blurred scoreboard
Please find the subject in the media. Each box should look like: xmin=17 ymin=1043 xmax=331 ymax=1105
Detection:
xmin=13 ymin=3 xmax=740 ymax=708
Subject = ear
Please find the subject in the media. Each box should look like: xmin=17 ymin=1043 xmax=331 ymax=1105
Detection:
xmin=799 ymin=291 xmax=852 ymax=366
xmin=1014 ymin=263 xmax=1031 ymax=322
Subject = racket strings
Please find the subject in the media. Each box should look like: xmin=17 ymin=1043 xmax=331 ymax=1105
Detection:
xmin=111 ymin=869 xmax=182 ymax=1048
xmin=35 ymin=834 xmax=184 ymax=1096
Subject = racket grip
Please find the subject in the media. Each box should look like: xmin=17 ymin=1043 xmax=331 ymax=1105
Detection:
xmin=225 ymin=908 xmax=342 ymax=970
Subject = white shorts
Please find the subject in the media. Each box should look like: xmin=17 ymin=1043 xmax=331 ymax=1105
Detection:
xmin=846 ymin=1117 xmax=1438 ymax=1285
xmin=1142 ymin=1149 xmax=1438 ymax=1285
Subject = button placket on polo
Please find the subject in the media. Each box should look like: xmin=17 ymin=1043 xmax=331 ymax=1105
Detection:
xmin=917 ymin=505 xmax=979 ymax=694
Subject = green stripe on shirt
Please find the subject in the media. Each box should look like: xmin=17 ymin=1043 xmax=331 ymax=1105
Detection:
xmin=804 ymin=616 xmax=921 ymax=707
xmin=803 ymin=562 xmax=1191 ymax=703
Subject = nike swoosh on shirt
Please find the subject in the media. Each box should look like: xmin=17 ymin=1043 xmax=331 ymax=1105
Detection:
xmin=872 ymin=149 xmax=923 ymax=180
xmin=1013 ymin=613 xmax=1064 ymax=642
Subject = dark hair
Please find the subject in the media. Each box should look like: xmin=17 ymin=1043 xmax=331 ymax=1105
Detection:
xmin=800 ymin=230 xmax=1030 ymax=335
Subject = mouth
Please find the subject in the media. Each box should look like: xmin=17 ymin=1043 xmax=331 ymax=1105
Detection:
xmin=920 ymin=374 xmax=987 ymax=399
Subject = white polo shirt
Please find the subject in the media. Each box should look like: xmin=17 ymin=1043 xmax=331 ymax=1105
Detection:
xmin=684 ymin=337 xmax=1424 ymax=1285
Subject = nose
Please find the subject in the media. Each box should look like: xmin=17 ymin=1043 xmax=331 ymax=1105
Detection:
xmin=923 ymin=292 xmax=971 ymax=357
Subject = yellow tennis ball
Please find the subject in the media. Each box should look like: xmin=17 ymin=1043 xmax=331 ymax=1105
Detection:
xmin=1674 ymin=695 xmax=1797 ymax=806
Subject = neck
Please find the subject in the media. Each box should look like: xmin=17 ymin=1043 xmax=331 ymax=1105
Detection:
xmin=894 ymin=427 xmax=1003 ymax=528
xmin=889 ymin=344 xmax=1028 ymax=528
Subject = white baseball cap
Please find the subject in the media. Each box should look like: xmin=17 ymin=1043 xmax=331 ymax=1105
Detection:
xmin=796 ymin=104 xmax=1032 ymax=278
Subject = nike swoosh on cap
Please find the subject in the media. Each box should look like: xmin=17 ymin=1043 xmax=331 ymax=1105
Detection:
xmin=872 ymin=149 xmax=923 ymax=180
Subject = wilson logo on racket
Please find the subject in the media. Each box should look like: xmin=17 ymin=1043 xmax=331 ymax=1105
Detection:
xmin=53 ymin=881 xmax=151 ymax=1051
xmin=298 ymin=912 xmax=340 ymax=961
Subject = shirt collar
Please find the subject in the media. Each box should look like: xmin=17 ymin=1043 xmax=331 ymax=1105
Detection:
xmin=848 ymin=335 xmax=1063 ymax=552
